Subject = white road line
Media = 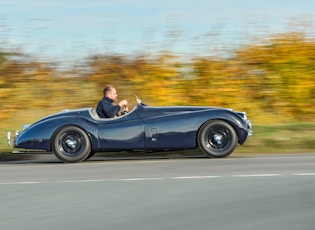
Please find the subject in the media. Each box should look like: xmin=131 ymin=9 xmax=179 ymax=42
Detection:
xmin=0 ymin=181 xmax=40 ymax=185
xmin=57 ymin=179 xmax=109 ymax=183
xmin=1 ymin=173 xmax=315 ymax=185
xmin=230 ymin=174 xmax=283 ymax=177
xmin=292 ymin=173 xmax=315 ymax=176
xmin=119 ymin=178 xmax=165 ymax=181
xmin=171 ymin=176 xmax=221 ymax=179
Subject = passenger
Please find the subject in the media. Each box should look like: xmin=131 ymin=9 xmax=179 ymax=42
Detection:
xmin=96 ymin=85 xmax=128 ymax=118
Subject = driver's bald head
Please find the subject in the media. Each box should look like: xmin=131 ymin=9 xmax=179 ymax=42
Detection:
xmin=103 ymin=85 xmax=118 ymax=101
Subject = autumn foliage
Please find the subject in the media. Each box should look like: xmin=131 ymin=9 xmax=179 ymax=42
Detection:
xmin=1 ymin=32 xmax=315 ymax=131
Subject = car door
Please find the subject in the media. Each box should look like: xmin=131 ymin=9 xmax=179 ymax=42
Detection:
xmin=97 ymin=111 xmax=145 ymax=150
xmin=143 ymin=113 xmax=197 ymax=149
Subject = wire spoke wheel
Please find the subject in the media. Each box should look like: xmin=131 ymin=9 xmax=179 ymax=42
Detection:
xmin=52 ymin=126 xmax=91 ymax=163
xmin=198 ymin=120 xmax=237 ymax=158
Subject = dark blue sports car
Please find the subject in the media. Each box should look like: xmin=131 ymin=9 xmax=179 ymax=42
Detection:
xmin=7 ymin=97 xmax=252 ymax=163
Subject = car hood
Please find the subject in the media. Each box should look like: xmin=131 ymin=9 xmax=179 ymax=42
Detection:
xmin=148 ymin=106 xmax=232 ymax=114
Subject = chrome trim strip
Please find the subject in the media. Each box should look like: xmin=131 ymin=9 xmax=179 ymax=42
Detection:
xmin=7 ymin=131 xmax=12 ymax=148
xmin=247 ymin=120 xmax=253 ymax=136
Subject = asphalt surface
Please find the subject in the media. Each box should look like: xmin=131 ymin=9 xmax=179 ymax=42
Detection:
xmin=1 ymin=153 xmax=315 ymax=230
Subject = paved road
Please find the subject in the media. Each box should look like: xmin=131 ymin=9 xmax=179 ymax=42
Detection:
xmin=0 ymin=153 xmax=315 ymax=230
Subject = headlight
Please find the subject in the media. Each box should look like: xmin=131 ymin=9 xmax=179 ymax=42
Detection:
xmin=236 ymin=112 xmax=247 ymax=120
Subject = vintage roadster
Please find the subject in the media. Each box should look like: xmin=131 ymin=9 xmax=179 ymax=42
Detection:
xmin=7 ymin=97 xmax=252 ymax=163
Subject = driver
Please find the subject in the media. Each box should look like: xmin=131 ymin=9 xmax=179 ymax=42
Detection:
xmin=96 ymin=85 xmax=128 ymax=118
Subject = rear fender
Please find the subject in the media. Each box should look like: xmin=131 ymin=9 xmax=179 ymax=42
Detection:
xmin=14 ymin=117 xmax=98 ymax=151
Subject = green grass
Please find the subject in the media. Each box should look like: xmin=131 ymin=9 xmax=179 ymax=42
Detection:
xmin=234 ymin=123 xmax=315 ymax=155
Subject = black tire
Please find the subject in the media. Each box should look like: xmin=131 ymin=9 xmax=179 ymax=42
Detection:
xmin=85 ymin=151 xmax=96 ymax=161
xmin=52 ymin=126 xmax=91 ymax=163
xmin=197 ymin=120 xmax=238 ymax=158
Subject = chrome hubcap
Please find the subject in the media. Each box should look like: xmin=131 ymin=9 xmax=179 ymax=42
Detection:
xmin=65 ymin=139 xmax=76 ymax=149
xmin=207 ymin=129 xmax=229 ymax=149
xmin=61 ymin=133 xmax=82 ymax=154
xmin=213 ymin=134 xmax=223 ymax=145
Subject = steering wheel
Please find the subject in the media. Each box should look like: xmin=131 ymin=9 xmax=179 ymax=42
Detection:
xmin=121 ymin=105 xmax=128 ymax=115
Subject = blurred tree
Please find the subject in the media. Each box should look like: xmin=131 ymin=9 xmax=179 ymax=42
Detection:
xmin=129 ymin=53 xmax=185 ymax=105
xmin=1 ymin=31 xmax=315 ymax=128
xmin=236 ymin=32 xmax=315 ymax=119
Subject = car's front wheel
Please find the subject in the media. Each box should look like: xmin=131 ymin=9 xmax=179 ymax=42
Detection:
xmin=52 ymin=126 xmax=91 ymax=163
xmin=198 ymin=120 xmax=238 ymax=158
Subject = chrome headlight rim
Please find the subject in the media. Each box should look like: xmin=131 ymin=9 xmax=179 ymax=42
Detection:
xmin=247 ymin=120 xmax=253 ymax=136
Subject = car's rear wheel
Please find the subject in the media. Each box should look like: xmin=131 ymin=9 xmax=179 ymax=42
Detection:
xmin=198 ymin=120 xmax=238 ymax=158
xmin=85 ymin=151 xmax=96 ymax=160
xmin=52 ymin=126 xmax=91 ymax=163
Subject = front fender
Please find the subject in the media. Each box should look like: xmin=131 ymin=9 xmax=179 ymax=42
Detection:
xmin=196 ymin=109 xmax=249 ymax=145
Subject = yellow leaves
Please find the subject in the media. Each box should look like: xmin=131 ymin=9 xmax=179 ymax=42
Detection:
xmin=0 ymin=32 xmax=315 ymax=126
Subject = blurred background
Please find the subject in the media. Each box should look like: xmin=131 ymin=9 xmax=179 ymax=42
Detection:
xmin=0 ymin=0 xmax=314 ymax=154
